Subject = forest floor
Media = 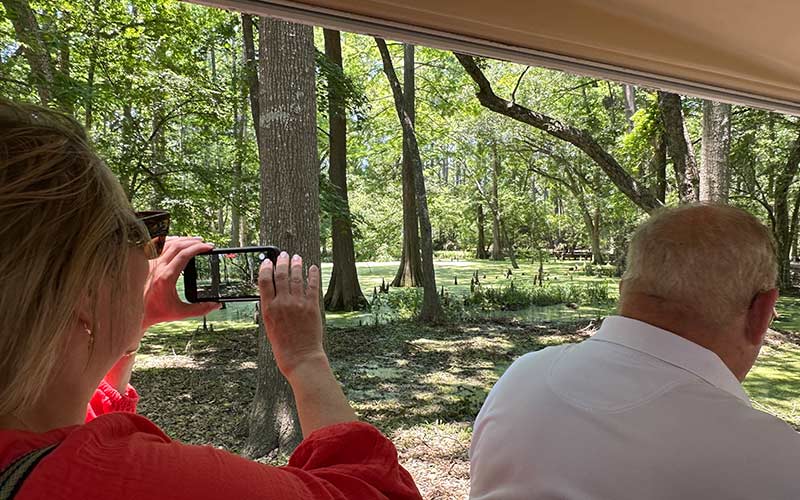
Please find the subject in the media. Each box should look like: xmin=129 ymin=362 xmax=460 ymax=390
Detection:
xmin=132 ymin=315 xmax=800 ymax=500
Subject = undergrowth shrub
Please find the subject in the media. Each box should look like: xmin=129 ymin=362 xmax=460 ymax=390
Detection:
xmin=465 ymin=281 xmax=610 ymax=311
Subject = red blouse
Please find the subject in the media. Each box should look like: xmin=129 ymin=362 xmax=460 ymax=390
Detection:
xmin=0 ymin=383 xmax=421 ymax=499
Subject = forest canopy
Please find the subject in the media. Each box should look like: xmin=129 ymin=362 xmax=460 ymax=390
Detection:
xmin=2 ymin=0 xmax=800 ymax=291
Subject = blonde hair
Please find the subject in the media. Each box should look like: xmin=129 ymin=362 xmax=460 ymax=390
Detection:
xmin=0 ymin=99 xmax=146 ymax=415
xmin=622 ymin=203 xmax=777 ymax=328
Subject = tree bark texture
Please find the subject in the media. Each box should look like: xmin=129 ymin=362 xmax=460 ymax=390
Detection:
xmin=246 ymin=17 xmax=320 ymax=458
xmin=455 ymin=53 xmax=660 ymax=214
xmin=658 ymin=91 xmax=699 ymax=203
xmin=376 ymin=38 xmax=443 ymax=322
xmin=392 ymin=43 xmax=423 ymax=288
xmin=322 ymin=29 xmax=368 ymax=311
xmin=700 ymin=100 xmax=731 ymax=203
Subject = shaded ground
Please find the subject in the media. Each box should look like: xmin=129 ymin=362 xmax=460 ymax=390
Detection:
xmin=133 ymin=317 xmax=800 ymax=499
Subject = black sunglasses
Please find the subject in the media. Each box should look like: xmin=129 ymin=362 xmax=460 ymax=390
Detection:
xmin=130 ymin=211 xmax=170 ymax=260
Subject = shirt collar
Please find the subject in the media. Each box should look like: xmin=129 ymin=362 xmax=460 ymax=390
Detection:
xmin=591 ymin=316 xmax=751 ymax=405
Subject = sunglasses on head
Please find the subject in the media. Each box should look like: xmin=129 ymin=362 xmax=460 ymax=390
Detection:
xmin=130 ymin=211 xmax=170 ymax=260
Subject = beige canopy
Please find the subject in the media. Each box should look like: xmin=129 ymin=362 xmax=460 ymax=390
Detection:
xmin=191 ymin=0 xmax=800 ymax=115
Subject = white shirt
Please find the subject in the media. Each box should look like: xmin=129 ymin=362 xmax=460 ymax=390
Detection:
xmin=470 ymin=316 xmax=800 ymax=499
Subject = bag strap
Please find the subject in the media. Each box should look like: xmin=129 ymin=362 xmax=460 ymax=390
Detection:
xmin=0 ymin=443 xmax=59 ymax=500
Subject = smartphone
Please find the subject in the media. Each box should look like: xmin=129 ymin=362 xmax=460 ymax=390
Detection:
xmin=184 ymin=246 xmax=281 ymax=303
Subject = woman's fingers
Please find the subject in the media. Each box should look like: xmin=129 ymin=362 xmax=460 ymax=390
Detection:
xmin=306 ymin=265 xmax=320 ymax=302
xmin=274 ymin=252 xmax=291 ymax=296
xmin=258 ymin=258 xmax=276 ymax=303
xmin=158 ymin=236 xmax=205 ymax=263
xmin=178 ymin=301 xmax=221 ymax=318
xmin=162 ymin=241 xmax=214 ymax=281
xmin=289 ymin=255 xmax=304 ymax=296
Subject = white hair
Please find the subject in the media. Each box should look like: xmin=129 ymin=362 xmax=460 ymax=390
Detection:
xmin=622 ymin=204 xmax=777 ymax=327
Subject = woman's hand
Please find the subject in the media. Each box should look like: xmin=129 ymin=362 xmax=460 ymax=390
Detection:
xmin=258 ymin=252 xmax=324 ymax=379
xmin=142 ymin=237 xmax=221 ymax=330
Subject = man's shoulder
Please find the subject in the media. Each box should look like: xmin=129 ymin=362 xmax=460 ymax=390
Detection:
xmin=510 ymin=343 xmax=575 ymax=367
xmin=676 ymin=381 xmax=800 ymax=439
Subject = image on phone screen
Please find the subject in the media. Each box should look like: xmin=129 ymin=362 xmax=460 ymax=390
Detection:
xmin=184 ymin=246 xmax=280 ymax=302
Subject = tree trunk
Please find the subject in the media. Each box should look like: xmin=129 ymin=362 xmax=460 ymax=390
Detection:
xmin=323 ymin=29 xmax=368 ymax=312
xmin=230 ymin=39 xmax=246 ymax=247
xmin=490 ymin=141 xmax=503 ymax=260
xmin=149 ymin=99 xmax=165 ymax=209
xmin=241 ymin=14 xmax=260 ymax=146
xmin=391 ymin=43 xmax=423 ymax=288
xmin=699 ymin=100 xmax=731 ymax=203
xmin=2 ymin=0 xmax=56 ymax=106
xmin=623 ymin=84 xmax=636 ymax=132
xmin=501 ymin=222 xmax=519 ymax=269
xmin=85 ymin=48 xmax=96 ymax=130
xmin=476 ymin=203 xmax=488 ymax=259
xmin=245 ymin=17 xmax=320 ymax=459
xmin=589 ymin=207 xmax=604 ymax=265
xmin=455 ymin=53 xmax=660 ymax=213
xmin=375 ymin=38 xmax=443 ymax=323
xmin=658 ymin=91 xmax=699 ymax=203
xmin=774 ymin=132 xmax=800 ymax=291
xmin=56 ymin=13 xmax=75 ymax=115
xmin=649 ymin=132 xmax=668 ymax=204
xmin=210 ymin=254 xmax=221 ymax=297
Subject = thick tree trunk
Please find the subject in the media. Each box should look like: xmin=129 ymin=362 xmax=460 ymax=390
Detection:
xmin=2 ymin=0 xmax=56 ymax=106
xmin=323 ymin=30 xmax=368 ymax=311
xmin=455 ymin=53 xmax=659 ymax=213
xmin=699 ymin=100 xmax=731 ymax=203
xmin=246 ymin=18 xmax=320 ymax=459
xmin=490 ymin=141 xmax=503 ymax=260
xmin=658 ymin=91 xmax=699 ymax=203
xmin=376 ymin=38 xmax=443 ymax=323
xmin=476 ymin=203 xmax=488 ymax=259
xmin=392 ymin=43 xmax=423 ymax=288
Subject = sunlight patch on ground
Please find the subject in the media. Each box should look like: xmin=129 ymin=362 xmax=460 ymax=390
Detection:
xmin=744 ymin=342 xmax=800 ymax=429
xmin=135 ymin=353 xmax=198 ymax=369
xmin=391 ymin=422 xmax=471 ymax=500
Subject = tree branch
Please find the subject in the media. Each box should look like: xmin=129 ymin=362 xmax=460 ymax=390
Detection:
xmin=511 ymin=66 xmax=530 ymax=105
xmin=454 ymin=52 xmax=659 ymax=213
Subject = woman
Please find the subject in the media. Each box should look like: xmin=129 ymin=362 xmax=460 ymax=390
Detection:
xmin=0 ymin=100 xmax=421 ymax=499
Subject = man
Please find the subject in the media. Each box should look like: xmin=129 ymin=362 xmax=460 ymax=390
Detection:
xmin=470 ymin=204 xmax=800 ymax=499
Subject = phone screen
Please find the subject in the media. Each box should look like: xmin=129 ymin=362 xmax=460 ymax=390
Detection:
xmin=184 ymin=246 xmax=280 ymax=302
